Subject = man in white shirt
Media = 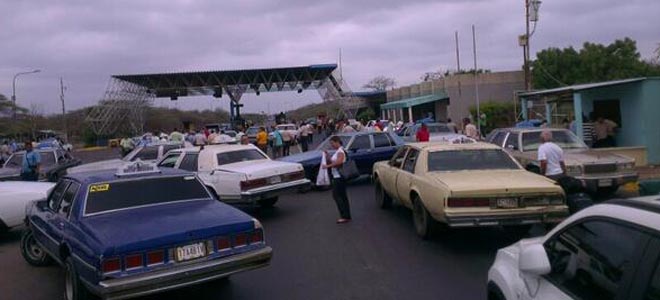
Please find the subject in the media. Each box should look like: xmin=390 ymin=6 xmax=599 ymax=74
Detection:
xmin=463 ymin=118 xmax=479 ymax=139
xmin=538 ymin=130 xmax=566 ymax=180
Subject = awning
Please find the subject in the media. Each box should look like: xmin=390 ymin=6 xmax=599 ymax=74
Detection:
xmin=380 ymin=91 xmax=449 ymax=110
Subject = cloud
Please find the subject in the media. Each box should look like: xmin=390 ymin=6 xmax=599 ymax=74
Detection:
xmin=0 ymin=0 xmax=658 ymax=115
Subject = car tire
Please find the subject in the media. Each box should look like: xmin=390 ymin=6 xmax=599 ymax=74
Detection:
xmin=412 ymin=196 xmax=436 ymax=239
xmin=487 ymin=282 xmax=507 ymax=300
xmin=64 ymin=257 xmax=93 ymax=300
xmin=20 ymin=229 xmax=53 ymax=267
xmin=259 ymin=197 xmax=279 ymax=208
xmin=374 ymin=179 xmax=392 ymax=209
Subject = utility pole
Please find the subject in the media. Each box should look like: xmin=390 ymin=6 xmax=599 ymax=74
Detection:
xmin=472 ymin=25 xmax=481 ymax=136
xmin=454 ymin=31 xmax=461 ymax=72
xmin=524 ymin=0 xmax=531 ymax=90
xmin=60 ymin=77 xmax=68 ymax=143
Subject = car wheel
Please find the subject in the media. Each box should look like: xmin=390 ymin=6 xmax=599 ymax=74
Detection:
xmin=374 ymin=179 xmax=392 ymax=209
xmin=259 ymin=197 xmax=279 ymax=208
xmin=487 ymin=282 xmax=506 ymax=300
xmin=64 ymin=257 xmax=93 ymax=300
xmin=20 ymin=229 xmax=53 ymax=266
xmin=412 ymin=196 xmax=436 ymax=239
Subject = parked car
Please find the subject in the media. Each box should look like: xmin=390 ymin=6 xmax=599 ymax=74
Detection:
xmin=21 ymin=162 xmax=273 ymax=300
xmin=0 ymin=148 xmax=81 ymax=182
xmin=372 ymin=142 xmax=567 ymax=239
xmin=246 ymin=126 xmax=262 ymax=144
xmin=397 ymin=122 xmax=466 ymax=143
xmin=67 ymin=142 xmax=186 ymax=174
xmin=0 ymin=181 xmax=55 ymax=232
xmin=486 ymin=128 xmax=638 ymax=194
xmin=36 ymin=138 xmax=73 ymax=152
xmin=157 ymin=144 xmax=310 ymax=207
xmin=278 ymin=132 xmax=405 ymax=184
xmin=488 ymin=196 xmax=660 ymax=300
xmin=276 ymin=124 xmax=298 ymax=143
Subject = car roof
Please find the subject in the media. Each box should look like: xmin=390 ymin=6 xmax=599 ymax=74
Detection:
xmin=333 ymin=131 xmax=390 ymax=137
xmin=11 ymin=148 xmax=58 ymax=154
xmin=561 ymin=196 xmax=660 ymax=233
xmin=64 ymin=167 xmax=195 ymax=185
xmin=407 ymin=141 xmax=502 ymax=151
xmin=494 ymin=127 xmax=571 ymax=133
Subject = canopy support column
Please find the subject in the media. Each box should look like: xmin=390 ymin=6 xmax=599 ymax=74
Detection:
xmin=574 ymin=92 xmax=584 ymax=139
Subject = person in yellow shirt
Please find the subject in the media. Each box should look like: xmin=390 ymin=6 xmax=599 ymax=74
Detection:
xmin=256 ymin=127 xmax=268 ymax=153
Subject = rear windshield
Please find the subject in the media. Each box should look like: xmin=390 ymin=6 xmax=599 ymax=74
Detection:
xmin=427 ymin=150 xmax=520 ymax=171
xmin=131 ymin=147 xmax=159 ymax=161
xmin=216 ymin=149 xmax=267 ymax=165
xmin=84 ymin=176 xmax=210 ymax=215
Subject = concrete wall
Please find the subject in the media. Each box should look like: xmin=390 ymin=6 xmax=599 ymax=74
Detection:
xmin=641 ymin=79 xmax=660 ymax=163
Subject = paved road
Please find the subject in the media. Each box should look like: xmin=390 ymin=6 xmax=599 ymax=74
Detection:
xmin=1 ymin=177 xmax=534 ymax=300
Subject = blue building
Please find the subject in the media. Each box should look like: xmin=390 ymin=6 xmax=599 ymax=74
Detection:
xmin=519 ymin=77 xmax=660 ymax=164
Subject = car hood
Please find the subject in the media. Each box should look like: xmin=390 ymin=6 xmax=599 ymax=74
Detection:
xmin=217 ymin=160 xmax=303 ymax=179
xmin=518 ymin=149 xmax=634 ymax=165
xmin=67 ymin=159 xmax=125 ymax=174
xmin=79 ymin=199 xmax=255 ymax=255
xmin=0 ymin=181 xmax=55 ymax=198
xmin=429 ymin=170 xmax=562 ymax=197
xmin=277 ymin=150 xmax=323 ymax=165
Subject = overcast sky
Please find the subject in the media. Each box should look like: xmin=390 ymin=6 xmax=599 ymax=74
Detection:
xmin=1 ymin=0 xmax=658 ymax=115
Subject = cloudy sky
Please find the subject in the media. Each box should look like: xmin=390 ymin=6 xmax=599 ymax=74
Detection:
xmin=1 ymin=0 xmax=658 ymax=115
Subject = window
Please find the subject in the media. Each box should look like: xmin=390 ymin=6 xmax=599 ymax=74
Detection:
xmin=85 ymin=176 xmax=210 ymax=215
xmin=158 ymin=153 xmax=181 ymax=168
xmin=316 ymin=136 xmax=351 ymax=151
xmin=48 ymin=181 xmax=70 ymax=211
xmin=5 ymin=154 xmax=23 ymax=168
xmin=504 ymin=133 xmax=519 ymax=150
xmin=543 ymin=220 xmax=645 ymax=300
xmin=216 ymin=150 xmax=266 ymax=165
xmin=522 ymin=130 xmax=587 ymax=151
xmin=491 ymin=132 xmax=507 ymax=147
xmin=179 ymin=154 xmax=199 ymax=171
xmin=373 ymin=134 xmax=392 ymax=148
xmin=349 ymin=135 xmax=371 ymax=151
xmin=39 ymin=152 xmax=56 ymax=167
xmin=645 ymin=259 xmax=660 ymax=300
xmin=402 ymin=149 xmax=419 ymax=173
xmin=131 ymin=147 xmax=159 ymax=161
xmin=162 ymin=144 xmax=183 ymax=155
xmin=428 ymin=150 xmax=520 ymax=171
xmin=59 ymin=182 xmax=80 ymax=217
xmin=390 ymin=147 xmax=408 ymax=168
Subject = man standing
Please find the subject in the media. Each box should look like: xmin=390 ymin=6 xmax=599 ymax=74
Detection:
xmin=306 ymin=123 xmax=314 ymax=145
xmin=593 ymin=116 xmax=618 ymax=148
xmin=119 ymin=137 xmax=135 ymax=157
xmin=0 ymin=141 xmax=10 ymax=164
xmin=21 ymin=142 xmax=41 ymax=181
xmin=256 ymin=127 xmax=269 ymax=153
xmin=446 ymin=118 xmax=458 ymax=133
xmin=538 ymin=131 xmax=566 ymax=181
xmin=416 ymin=123 xmax=430 ymax=142
xmin=169 ymin=128 xmax=184 ymax=142
xmin=194 ymin=130 xmax=207 ymax=146
xmin=463 ymin=118 xmax=479 ymax=140
xmin=281 ymin=127 xmax=292 ymax=156
xmin=298 ymin=123 xmax=309 ymax=152
xmin=271 ymin=126 xmax=283 ymax=158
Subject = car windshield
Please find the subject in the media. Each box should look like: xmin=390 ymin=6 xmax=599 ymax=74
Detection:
xmin=4 ymin=154 xmax=23 ymax=168
xmin=426 ymin=124 xmax=451 ymax=133
xmin=316 ymin=135 xmax=352 ymax=151
xmin=522 ymin=130 xmax=588 ymax=151
xmin=427 ymin=149 xmax=520 ymax=171
xmin=4 ymin=152 xmax=55 ymax=168
xmin=84 ymin=176 xmax=210 ymax=215
xmin=124 ymin=146 xmax=159 ymax=161
xmin=216 ymin=149 xmax=267 ymax=165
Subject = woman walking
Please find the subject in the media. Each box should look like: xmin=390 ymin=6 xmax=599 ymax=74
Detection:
xmin=322 ymin=136 xmax=351 ymax=224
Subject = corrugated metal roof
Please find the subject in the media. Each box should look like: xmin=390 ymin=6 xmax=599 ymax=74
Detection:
xmin=380 ymin=91 xmax=449 ymax=110
xmin=518 ymin=78 xmax=647 ymax=97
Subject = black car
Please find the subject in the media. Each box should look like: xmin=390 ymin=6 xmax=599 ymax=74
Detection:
xmin=0 ymin=148 xmax=81 ymax=182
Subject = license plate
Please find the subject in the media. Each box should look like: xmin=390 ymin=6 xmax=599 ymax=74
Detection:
xmin=598 ymin=179 xmax=613 ymax=187
xmin=176 ymin=243 xmax=206 ymax=262
xmin=497 ymin=198 xmax=519 ymax=208
xmin=269 ymin=176 xmax=282 ymax=184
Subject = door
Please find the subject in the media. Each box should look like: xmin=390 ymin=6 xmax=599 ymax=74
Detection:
xmin=396 ymin=148 xmax=420 ymax=207
xmin=33 ymin=180 xmax=69 ymax=256
xmin=379 ymin=147 xmax=409 ymax=196
xmin=48 ymin=181 xmax=80 ymax=251
xmin=524 ymin=219 xmax=648 ymax=300
xmin=371 ymin=133 xmax=398 ymax=168
xmin=347 ymin=134 xmax=373 ymax=174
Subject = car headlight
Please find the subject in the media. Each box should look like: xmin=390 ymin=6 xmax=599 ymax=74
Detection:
xmin=547 ymin=196 xmax=565 ymax=205
xmin=566 ymin=165 xmax=582 ymax=176
xmin=618 ymin=162 xmax=635 ymax=171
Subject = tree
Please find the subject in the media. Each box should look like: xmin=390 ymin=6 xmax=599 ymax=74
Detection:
xmin=420 ymin=70 xmax=444 ymax=82
xmin=363 ymin=76 xmax=396 ymax=91
xmin=532 ymin=37 xmax=660 ymax=89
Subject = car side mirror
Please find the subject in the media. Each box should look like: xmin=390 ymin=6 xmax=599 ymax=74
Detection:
xmin=519 ymin=244 xmax=551 ymax=276
xmin=36 ymin=199 xmax=48 ymax=211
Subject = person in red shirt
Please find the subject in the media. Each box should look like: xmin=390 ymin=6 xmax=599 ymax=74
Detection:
xmin=416 ymin=123 xmax=430 ymax=142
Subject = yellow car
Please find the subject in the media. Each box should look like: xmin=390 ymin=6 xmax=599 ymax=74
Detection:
xmin=372 ymin=142 xmax=568 ymax=239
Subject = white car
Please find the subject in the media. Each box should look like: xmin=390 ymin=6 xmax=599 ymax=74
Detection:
xmin=67 ymin=142 xmax=186 ymax=174
xmin=0 ymin=181 xmax=55 ymax=232
xmin=157 ymin=144 xmax=310 ymax=207
xmin=487 ymin=196 xmax=660 ymax=300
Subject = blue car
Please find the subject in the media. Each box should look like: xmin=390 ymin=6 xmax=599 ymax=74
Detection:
xmin=278 ymin=132 xmax=404 ymax=183
xmin=21 ymin=163 xmax=272 ymax=300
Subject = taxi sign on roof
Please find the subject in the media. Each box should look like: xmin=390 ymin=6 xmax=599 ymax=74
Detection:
xmin=116 ymin=160 xmax=161 ymax=177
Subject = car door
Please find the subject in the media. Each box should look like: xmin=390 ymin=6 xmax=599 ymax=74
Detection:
xmin=347 ymin=134 xmax=374 ymax=174
xmin=524 ymin=219 xmax=649 ymax=300
xmin=177 ymin=152 xmax=199 ymax=172
xmin=628 ymin=236 xmax=660 ymax=300
xmin=396 ymin=148 xmax=420 ymax=207
xmin=32 ymin=180 xmax=70 ymax=256
xmin=379 ymin=147 xmax=409 ymax=196
xmin=48 ymin=181 xmax=80 ymax=251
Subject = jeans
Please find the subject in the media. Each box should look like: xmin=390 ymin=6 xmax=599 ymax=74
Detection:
xmin=332 ymin=177 xmax=351 ymax=219
xmin=282 ymin=141 xmax=291 ymax=156
xmin=300 ymin=136 xmax=308 ymax=152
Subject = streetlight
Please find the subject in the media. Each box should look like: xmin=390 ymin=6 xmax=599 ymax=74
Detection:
xmin=12 ymin=69 xmax=41 ymax=119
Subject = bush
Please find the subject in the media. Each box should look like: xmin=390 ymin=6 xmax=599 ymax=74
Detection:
xmin=469 ymin=101 xmax=516 ymax=135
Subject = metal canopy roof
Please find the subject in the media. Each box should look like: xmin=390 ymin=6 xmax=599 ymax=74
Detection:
xmin=518 ymin=78 xmax=647 ymax=98
xmin=112 ymin=64 xmax=340 ymax=98
xmin=380 ymin=91 xmax=449 ymax=110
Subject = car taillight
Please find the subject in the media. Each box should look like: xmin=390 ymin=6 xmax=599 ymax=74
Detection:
xmin=146 ymin=250 xmax=165 ymax=266
xmin=447 ymin=198 xmax=490 ymax=207
xmin=234 ymin=233 xmax=248 ymax=247
xmin=125 ymin=254 xmax=143 ymax=269
xmin=251 ymin=229 xmax=264 ymax=243
xmin=102 ymin=257 xmax=121 ymax=274
xmin=217 ymin=237 xmax=231 ymax=251
xmin=240 ymin=178 xmax=268 ymax=191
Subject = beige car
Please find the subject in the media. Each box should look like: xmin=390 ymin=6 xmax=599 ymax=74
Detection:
xmin=486 ymin=128 xmax=638 ymax=194
xmin=372 ymin=142 xmax=568 ymax=239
